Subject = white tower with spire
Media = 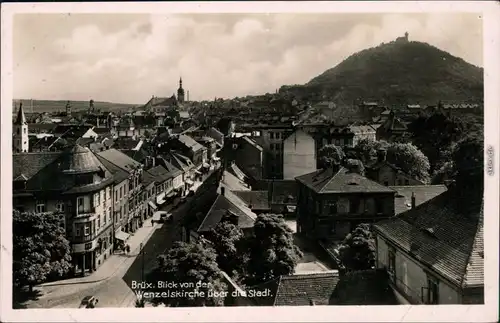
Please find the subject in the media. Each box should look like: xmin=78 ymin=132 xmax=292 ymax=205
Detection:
xmin=13 ymin=103 xmax=29 ymax=153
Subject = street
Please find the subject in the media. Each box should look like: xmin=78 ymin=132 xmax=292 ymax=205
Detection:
xmin=19 ymin=168 xmax=219 ymax=309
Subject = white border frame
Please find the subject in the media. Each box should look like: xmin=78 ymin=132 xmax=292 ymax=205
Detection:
xmin=1 ymin=2 xmax=499 ymax=322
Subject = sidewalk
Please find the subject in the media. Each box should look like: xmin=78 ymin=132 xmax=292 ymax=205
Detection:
xmin=39 ymin=221 xmax=162 ymax=288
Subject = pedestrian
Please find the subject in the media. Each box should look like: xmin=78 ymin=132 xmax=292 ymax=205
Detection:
xmin=126 ymin=244 xmax=131 ymax=254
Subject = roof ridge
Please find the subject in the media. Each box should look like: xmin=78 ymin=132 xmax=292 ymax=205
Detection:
xmin=196 ymin=194 xmax=222 ymax=232
xmin=460 ymin=213 xmax=484 ymax=288
xmin=318 ymin=167 xmax=345 ymax=193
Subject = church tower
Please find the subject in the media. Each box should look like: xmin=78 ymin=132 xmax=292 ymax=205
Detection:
xmin=13 ymin=103 xmax=29 ymax=153
xmin=177 ymin=77 xmax=185 ymax=103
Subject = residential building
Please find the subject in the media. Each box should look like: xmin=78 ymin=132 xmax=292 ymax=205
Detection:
xmin=97 ymin=149 xmax=144 ymax=233
xmin=350 ymin=125 xmax=378 ymax=146
xmin=373 ymin=193 xmax=484 ymax=304
xmin=295 ymin=166 xmax=396 ymax=241
xmin=283 ymin=129 xmax=317 ymax=180
xmin=376 ymin=111 xmax=408 ymax=142
xmin=13 ymin=145 xmax=115 ymax=276
xmin=250 ymin=269 xmax=398 ymax=306
xmin=190 ymin=186 xmax=257 ymax=242
xmin=95 ymin=152 xmax=131 ymax=247
xmin=13 ymin=103 xmax=29 ymax=153
xmin=366 ymin=149 xmax=426 ymax=186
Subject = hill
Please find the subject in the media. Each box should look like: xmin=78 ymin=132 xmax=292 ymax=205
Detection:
xmin=12 ymin=99 xmax=138 ymax=114
xmin=280 ymin=39 xmax=484 ymax=106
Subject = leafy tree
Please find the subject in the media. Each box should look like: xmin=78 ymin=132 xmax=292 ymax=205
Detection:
xmin=148 ymin=241 xmax=226 ymax=307
xmin=386 ymin=142 xmax=431 ymax=183
xmin=207 ymin=215 xmax=245 ymax=277
xmin=246 ymin=214 xmax=303 ymax=284
xmin=345 ymin=159 xmax=365 ymax=176
xmin=408 ymin=112 xmax=468 ymax=172
xmin=451 ymin=130 xmax=484 ymax=206
xmin=353 ymin=138 xmax=389 ymax=164
xmin=318 ymin=144 xmax=345 ymax=168
xmin=337 ymin=224 xmax=376 ymax=271
xmin=13 ymin=211 xmax=72 ymax=292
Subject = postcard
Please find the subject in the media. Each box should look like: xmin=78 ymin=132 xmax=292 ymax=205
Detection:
xmin=1 ymin=1 xmax=498 ymax=322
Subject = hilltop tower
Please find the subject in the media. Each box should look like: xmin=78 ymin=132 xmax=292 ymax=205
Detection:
xmin=13 ymin=103 xmax=29 ymax=153
xmin=177 ymin=77 xmax=185 ymax=103
xmin=405 ymin=31 xmax=409 ymax=41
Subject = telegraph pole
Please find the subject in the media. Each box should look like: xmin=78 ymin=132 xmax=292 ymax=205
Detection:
xmin=140 ymin=242 xmax=145 ymax=282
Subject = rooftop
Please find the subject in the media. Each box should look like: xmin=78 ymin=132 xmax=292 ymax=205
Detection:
xmin=374 ymin=192 xmax=483 ymax=289
xmin=296 ymin=167 xmax=396 ymax=194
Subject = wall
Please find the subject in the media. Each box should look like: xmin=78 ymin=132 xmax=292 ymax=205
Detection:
xmin=113 ymin=179 xmax=129 ymax=231
xmin=283 ymin=130 xmax=317 ymax=180
xmin=376 ymin=164 xmax=425 ymax=186
xmin=376 ymin=235 xmax=461 ymax=304
xmin=235 ymin=137 xmax=263 ymax=180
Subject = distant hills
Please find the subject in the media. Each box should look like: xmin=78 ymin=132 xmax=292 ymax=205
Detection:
xmin=280 ymin=39 xmax=484 ymax=106
xmin=12 ymin=99 xmax=138 ymax=114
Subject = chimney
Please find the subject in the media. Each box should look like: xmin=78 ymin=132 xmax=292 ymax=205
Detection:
xmin=411 ymin=192 xmax=416 ymax=209
xmin=377 ymin=149 xmax=387 ymax=162
xmin=220 ymin=186 xmax=225 ymax=196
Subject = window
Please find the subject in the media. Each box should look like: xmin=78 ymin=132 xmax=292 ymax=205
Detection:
xmin=270 ymin=132 xmax=274 ymax=139
xmin=76 ymin=226 xmax=81 ymax=237
xmin=103 ymin=189 xmax=106 ymax=201
xmin=375 ymin=199 xmax=384 ymax=214
xmin=97 ymin=216 xmax=101 ymax=229
xmin=115 ymin=190 xmax=118 ymax=203
xmin=84 ymin=224 xmax=90 ymax=236
xmin=23 ymin=128 xmax=27 ymax=134
xmin=77 ymin=197 xmax=84 ymax=213
xmin=422 ymin=276 xmax=439 ymax=304
xmin=36 ymin=201 xmax=46 ymax=213
xmin=388 ymin=246 xmax=396 ymax=278
xmin=327 ymin=202 xmax=337 ymax=215
xmin=103 ymin=210 xmax=107 ymax=225
xmin=17 ymin=128 xmax=20 ymax=135
xmin=270 ymin=143 xmax=274 ymax=151
xmin=335 ymin=139 xmax=340 ymax=146
xmin=95 ymin=193 xmax=100 ymax=206
xmin=120 ymin=186 xmax=123 ymax=199
xmin=56 ymin=201 xmax=65 ymax=213
xmin=108 ymin=207 xmax=112 ymax=222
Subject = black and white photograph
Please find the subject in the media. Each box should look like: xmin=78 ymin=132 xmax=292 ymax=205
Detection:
xmin=1 ymin=2 xmax=499 ymax=322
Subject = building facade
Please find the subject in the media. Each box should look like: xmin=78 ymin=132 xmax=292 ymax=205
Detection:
xmin=283 ymin=129 xmax=317 ymax=180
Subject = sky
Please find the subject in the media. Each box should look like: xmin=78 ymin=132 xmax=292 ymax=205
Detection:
xmin=12 ymin=12 xmax=483 ymax=104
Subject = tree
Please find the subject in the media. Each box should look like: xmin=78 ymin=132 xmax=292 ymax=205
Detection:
xmin=451 ymin=131 xmax=484 ymax=207
xmin=207 ymin=215 xmax=246 ymax=278
xmin=337 ymin=224 xmax=376 ymax=271
xmin=246 ymin=214 xmax=303 ymax=285
xmin=148 ymin=241 xmax=226 ymax=307
xmin=353 ymin=138 xmax=389 ymax=164
xmin=12 ymin=211 xmax=72 ymax=292
xmin=408 ymin=112 xmax=468 ymax=173
xmin=345 ymin=159 xmax=365 ymax=176
xmin=386 ymin=142 xmax=431 ymax=183
xmin=318 ymin=144 xmax=345 ymax=168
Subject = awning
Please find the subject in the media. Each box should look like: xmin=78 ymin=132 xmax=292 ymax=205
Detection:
xmin=185 ymin=179 xmax=194 ymax=185
xmin=166 ymin=191 xmax=176 ymax=198
xmin=148 ymin=201 xmax=158 ymax=210
xmin=115 ymin=231 xmax=130 ymax=241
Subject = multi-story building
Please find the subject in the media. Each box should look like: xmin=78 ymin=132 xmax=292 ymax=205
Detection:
xmin=295 ymin=166 xmax=397 ymax=241
xmin=373 ymin=193 xmax=484 ymax=304
xmin=366 ymin=149 xmax=426 ymax=186
xmin=96 ymin=149 xmax=144 ymax=233
xmin=283 ymin=129 xmax=317 ymax=180
xmin=13 ymin=145 xmax=115 ymax=276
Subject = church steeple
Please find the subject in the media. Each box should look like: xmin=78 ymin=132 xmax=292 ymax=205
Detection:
xmin=14 ymin=102 xmax=27 ymax=125
xmin=13 ymin=102 xmax=29 ymax=153
xmin=177 ymin=76 xmax=185 ymax=103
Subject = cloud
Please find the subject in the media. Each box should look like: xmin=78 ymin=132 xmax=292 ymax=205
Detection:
xmin=13 ymin=13 xmax=482 ymax=103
